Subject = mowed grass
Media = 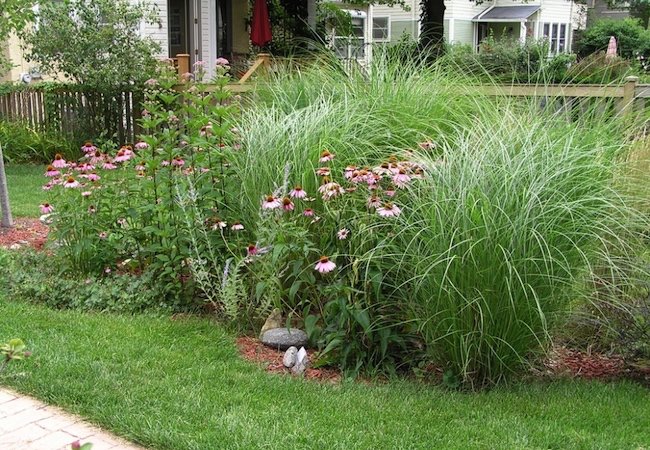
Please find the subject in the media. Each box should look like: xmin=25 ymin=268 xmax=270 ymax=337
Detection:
xmin=1 ymin=298 xmax=649 ymax=450
xmin=2 ymin=164 xmax=44 ymax=218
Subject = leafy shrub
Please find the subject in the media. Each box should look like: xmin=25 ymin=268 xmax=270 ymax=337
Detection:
xmin=0 ymin=249 xmax=176 ymax=313
xmin=444 ymin=38 xmax=575 ymax=83
xmin=575 ymin=18 xmax=650 ymax=61
xmin=0 ymin=120 xmax=78 ymax=164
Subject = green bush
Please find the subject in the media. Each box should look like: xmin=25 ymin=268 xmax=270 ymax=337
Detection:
xmin=0 ymin=249 xmax=175 ymax=313
xmin=575 ymin=18 xmax=650 ymax=67
xmin=0 ymin=120 xmax=77 ymax=164
xmin=565 ymin=52 xmax=633 ymax=84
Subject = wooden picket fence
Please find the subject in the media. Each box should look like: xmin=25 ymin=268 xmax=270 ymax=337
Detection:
xmin=0 ymin=87 xmax=144 ymax=144
xmin=1 ymin=73 xmax=650 ymax=146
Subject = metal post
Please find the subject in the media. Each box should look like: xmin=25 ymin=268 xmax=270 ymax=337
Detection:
xmin=0 ymin=143 xmax=13 ymax=228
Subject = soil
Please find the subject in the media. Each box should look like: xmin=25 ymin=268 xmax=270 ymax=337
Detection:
xmin=0 ymin=218 xmax=48 ymax=250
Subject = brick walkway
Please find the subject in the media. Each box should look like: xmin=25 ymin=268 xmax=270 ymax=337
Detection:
xmin=0 ymin=388 xmax=145 ymax=450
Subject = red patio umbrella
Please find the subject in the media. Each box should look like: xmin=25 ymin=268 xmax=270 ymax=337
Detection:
xmin=251 ymin=0 xmax=272 ymax=47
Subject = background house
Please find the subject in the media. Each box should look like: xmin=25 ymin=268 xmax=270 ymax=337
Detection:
xmin=371 ymin=0 xmax=587 ymax=53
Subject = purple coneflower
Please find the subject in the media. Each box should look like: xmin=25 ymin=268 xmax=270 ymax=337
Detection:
xmin=160 ymin=160 xmax=170 ymax=167
xmin=39 ymin=203 xmax=53 ymax=214
xmin=282 ymin=197 xmax=294 ymax=211
xmin=315 ymin=167 xmax=330 ymax=177
xmin=114 ymin=150 xmax=131 ymax=163
xmin=52 ymin=154 xmax=67 ymax=168
xmin=289 ymin=185 xmax=307 ymax=199
xmin=318 ymin=182 xmax=345 ymax=200
xmin=344 ymin=165 xmax=357 ymax=179
xmin=231 ymin=221 xmax=244 ymax=231
xmin=63 ymin=177 xmax=80 ymax=188
xmin=45 ymin=165 xmax=60 ymax=177
xmin=262 ymin=195 xmax=281 ymax=209
xmin=303 ymin=208 xmax=315 ymax=217
xmin=319 ymin=150 xmax=335 ymax=162
xmin=81 ymin=141 xmax=97 ymax=153
xmin=377 ymin=202 xmax=401 ymax=218
xmin=98 ymin=231 xmax=108 ymax=239
xmin=172 ymin=156 xmax=185 ymax=167
xmin=135 ymin=141 xmax=149 ymax=150
xmin=315 ymin=256 xmax=336 ymax=273
xmin=103 ymin=161 xmax=117 ymax=170
xmin=393 ymin=169 xmax=411 ymax=188
xmin=337 ymin=228 xmax=349 ymax=240
xmin=81 ymin=191 xmax=92 ymax=197
xmin=367 ymin=196 xmax=382 ymax=209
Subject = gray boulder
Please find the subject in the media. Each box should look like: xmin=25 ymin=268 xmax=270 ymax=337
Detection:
xmin=261 ymin=328 xmax=308 ymax=351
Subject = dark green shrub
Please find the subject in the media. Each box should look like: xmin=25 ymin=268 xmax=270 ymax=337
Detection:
xmin=0 ymin=120 xmax=78 ymax=164
xmin=575 ymin=18 xmax=650 ymax=62
xmin=565 ymin=52 xmax=633 ymax=83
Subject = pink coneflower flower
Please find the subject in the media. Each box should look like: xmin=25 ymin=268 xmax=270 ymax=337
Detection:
xmin=135 ymin=163 xmax=146 ymax=171
xmin=318 ymin=181 xmax=345 ymax=200
xmin=262 ymin=195 xmax=281 ymax=209
xmin=52 ymin=154 xmax=67 ymax=168
xmin=63 ymin=176 xmax=80 ymax=188
xmin=315 ymin=256 xmax=336 ymax=273
xmin=86 ymin=172 xmax=100 ymax=181
xmin=103 ymin=161 xmax=117 ymax=170
xmin=76 ymin=162 xmax=95 ymax=172
xmin=39 ymin=203 xmax=54 ymax=214
xmin=89 ymin=151 xmax=105 ymax=165
xmin=117 ymin=218 xmax=127 ymax=227
xmin=200 ymin=123 xmax=213 ymax=137
xmin=135 ymin=141 xmax=148 ymax=150
xmin=231 ymin=221 xmax=244 ymax=231
xmin=42 ymin=182 xmax=53 ymax=191
xmin=247 ymin=243 xmax=259 ymax=256
xmin=81 ymin=191 xmax=92 ymax=197
xmin=316 ymin=167 xmax=330 ymax=177
xmin=303 ymin=208 xmax=315 ymax=217
xmin=144 ymin=78 xmax=158 ymax=86
xmin=172 ymin=156 xmax=185 ymax=167
xmin=373 ymin=162 xmax=393 ymax=176
xmin=377 ymin=202 xmax=401 ymax=217
xmin=351 ymin=169 xmax=370 ymax=184
xmin=81 ymin=141 xmax=97 ymax=153
xmin=385 ymin=185 xmax=396 ymax=197
xmin=289 ymin=186 xmax=307 ymax=199
xmin=319 ymin=150 xmax=335 ymax=162
xmin=45 ymin=165 xmax=60 ymax=177
xmin=98 ymin=231 xmax=108 ymax=239
xmin=344 ymin=165 xmax=357 ymax=179
xmin=211 ymin=218 xmax=227 ymax=230
xmin=114 ymin=150 xmax=130 ymax=163
xmin=216 ymin=57 xmax=230 ymax=66
xmin=367 ymin=195 xmax=382 ymax=209
xmin=160 ymin=160 xmax=170 ymax=167
xmin=393 ymin=169 xmax=411 ymax=188
xmin=337 ymin=228 xmax=349 ymax=240
xmin=281 ymin=197 xmax=295 ymax=211
xmin=88 ymin=205 xmax=97 ymax=214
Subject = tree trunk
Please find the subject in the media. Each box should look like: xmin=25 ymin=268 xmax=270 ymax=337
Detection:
xmin=420 ymin=0 xmax=446 ymax=55
xmin=0 ymin=143 xmax=13 ymax=228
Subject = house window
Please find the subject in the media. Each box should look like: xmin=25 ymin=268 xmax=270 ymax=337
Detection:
xmin=333 ymin=12 xmax=366 ymax=59
xmin=372 ymin=17 xmax=389 ymax=42
xmin=542 ymin=22 xmax=568 ymax=54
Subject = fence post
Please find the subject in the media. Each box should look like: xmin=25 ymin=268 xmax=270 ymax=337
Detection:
xmin=176 ymin=54 xmax=190 ymax=79
xmin=622 ymin=76 xmax=638 ymax=117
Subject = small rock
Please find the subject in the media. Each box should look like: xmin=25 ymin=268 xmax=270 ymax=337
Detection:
xmin=9 ymin=243 xmax=21 ymax=250
xmin=292 ymin=347 xmax=310 ymax=376
xmin=259 ymin=308 xmax=283 ymax=340
xmin=283 ymin=346 xmax=298 ymax=368
xmin=261 ymin=328 xmax=308 ymax=351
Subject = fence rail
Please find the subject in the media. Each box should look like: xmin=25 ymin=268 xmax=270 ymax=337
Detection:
xmin=1 ymin=75 xmax=650 ymax=145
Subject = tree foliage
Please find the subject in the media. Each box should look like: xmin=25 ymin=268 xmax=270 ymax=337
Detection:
xmin=22 ymin=0 xmax=161 ymax=87
xmin=0 ymin=0 xmax=36 ymax=75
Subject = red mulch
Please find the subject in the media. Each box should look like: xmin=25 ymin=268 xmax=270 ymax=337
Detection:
xmin=544 ymin=346 xmax=629 ymax=379
xmin=0 ymin=218 xmax=48 ymax=250
xmin=236 ymin=336 xmax=341 ymax=383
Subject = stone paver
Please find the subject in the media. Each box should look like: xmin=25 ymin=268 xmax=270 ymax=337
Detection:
xmin=0 ymin=388 xmax=145 ymax=450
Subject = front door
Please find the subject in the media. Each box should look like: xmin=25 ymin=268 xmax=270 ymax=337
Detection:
xmin=476 ymin=22 xmax=488 ymax=50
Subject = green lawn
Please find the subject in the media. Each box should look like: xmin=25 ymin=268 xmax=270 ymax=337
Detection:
xmin=2 ymin=164 xmax=44 ymax=218
xmin=1 ymin=298 xmax=649 ymax=450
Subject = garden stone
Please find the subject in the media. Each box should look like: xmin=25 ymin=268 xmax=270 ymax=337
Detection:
xmin=291 ymin=347 xmax=309 ymax=376
xmin=261 ymin=328 xmax=308 ymax=351
xmin=283 ymin=346 xmax=298 ymax=368
xmin=259 ymin=308 xmax=283 ymax=339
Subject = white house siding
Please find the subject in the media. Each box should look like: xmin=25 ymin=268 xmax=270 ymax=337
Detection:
xmin=140 ymin=0 xmax=169 ymax=58
xmin=370 ymin=3 xmax=419 ymax=43
xmin=452 ymin=19 xmax=473 ymax=45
